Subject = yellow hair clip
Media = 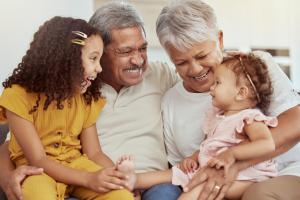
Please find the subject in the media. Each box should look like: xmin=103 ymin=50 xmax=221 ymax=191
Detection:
xmin=71 ymin=31 xmax=87 ymax=46
xmin=71 ymin=39 xmax=85 ymax=46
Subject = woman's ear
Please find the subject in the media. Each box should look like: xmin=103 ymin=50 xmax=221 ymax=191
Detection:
xmin=218 ymin=31 xmax=224 ymax=50
xmin=236 ymin=86 xmax=249 ymax=101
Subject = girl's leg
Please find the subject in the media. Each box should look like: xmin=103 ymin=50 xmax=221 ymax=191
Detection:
xmin=72 ymin=187 xmax=134 ymax=200
xmin=22 ymin=173 xmax=60 ymax=200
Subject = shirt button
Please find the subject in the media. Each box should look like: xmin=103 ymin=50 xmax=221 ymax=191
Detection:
xmin=53 ymin=143 xmax=60 ymax=148
xmin=57 ymin=131 xmax=62 ymax=135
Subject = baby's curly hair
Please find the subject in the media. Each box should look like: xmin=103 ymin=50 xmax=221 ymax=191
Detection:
xmin=3 ymin=16 xmax=102 ymax=113
xmin=222 ymin=53 xmax=273 ymax=114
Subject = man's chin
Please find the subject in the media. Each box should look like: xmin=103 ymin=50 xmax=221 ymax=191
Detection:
xmin=124 ymin=78 xmax=143 ymax=87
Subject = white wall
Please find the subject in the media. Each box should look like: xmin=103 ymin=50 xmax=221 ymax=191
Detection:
xmin=0 ymin=0 xmax=94 ymax=91
xmin=1 ymin=0 xmax=299 ymax=90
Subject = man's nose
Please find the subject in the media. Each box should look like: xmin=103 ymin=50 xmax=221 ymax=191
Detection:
xmin=130 ymin=51 xmax=144 ymax=66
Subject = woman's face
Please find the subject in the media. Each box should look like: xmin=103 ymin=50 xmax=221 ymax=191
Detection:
xmin=167 ymin=33 xmax=223 ymax=93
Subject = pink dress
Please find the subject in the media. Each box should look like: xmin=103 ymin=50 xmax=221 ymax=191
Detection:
xmin=172 ymin=108 xmax=278 ymax=187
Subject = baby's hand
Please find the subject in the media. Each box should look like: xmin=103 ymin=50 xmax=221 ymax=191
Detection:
xmin=178 ymin=157 xmax=199 ymax=174
xmin=208 ymin=150 xmax=236 ymax=176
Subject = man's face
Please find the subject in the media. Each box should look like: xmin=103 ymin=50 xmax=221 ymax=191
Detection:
xmin=167 ymin=32 xmax=224 ymax=93
xmin=100 ymin=26 xmax=148 ymax=92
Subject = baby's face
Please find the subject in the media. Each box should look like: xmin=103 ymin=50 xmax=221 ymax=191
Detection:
xmin=210 ymin=64 xmax=239 ymax=110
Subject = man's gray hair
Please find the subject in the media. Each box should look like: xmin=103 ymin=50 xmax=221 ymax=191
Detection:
xmin=156 ymin=0 xmax=219 ymax=51
xmin=89 ymin=1 xmax=145 ymax=45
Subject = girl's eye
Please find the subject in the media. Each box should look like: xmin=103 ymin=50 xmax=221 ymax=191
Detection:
xmin=90 ymin=57 xmax=97 ymax=61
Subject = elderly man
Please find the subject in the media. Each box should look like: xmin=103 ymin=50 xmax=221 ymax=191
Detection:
xmin=0 ymin=2 xmax=181 ymax=200
xmin=89 ymin=2 xmax=181 ymax=200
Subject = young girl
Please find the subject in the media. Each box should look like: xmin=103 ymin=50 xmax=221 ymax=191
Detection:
xmin=172 ymin=53 xmax=278 ymax=199
xmin=0 ymin=16 xmax=134 ymax=200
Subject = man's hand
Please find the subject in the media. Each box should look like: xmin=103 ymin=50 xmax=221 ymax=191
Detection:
xmin=184 ymin=164 xmax=239 ymax=200
xmin=208 ymin=150 xmax=236 ymax=176
xmin=1 ymin=166 xmax=43 ymax=200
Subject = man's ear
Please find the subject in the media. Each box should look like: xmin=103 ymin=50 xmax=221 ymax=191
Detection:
xmin=236 ymin=86 xmax=249 ymax=101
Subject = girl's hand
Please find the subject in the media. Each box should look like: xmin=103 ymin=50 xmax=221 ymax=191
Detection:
xmin=208 ymin=150 xmax=236 ymax=176
xmin=178 ymin=157 xmax=199 ymax=174
xmin=87 ymin=167 xmax=128 ymax=193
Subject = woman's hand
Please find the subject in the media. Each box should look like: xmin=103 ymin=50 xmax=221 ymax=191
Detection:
xmin=184 ymin=164 xmax=239 ymax=200
xmin=86 ymin=167 xmax=129 ymax=193
xmin=1 ymin=166 xmax=43 ymax=200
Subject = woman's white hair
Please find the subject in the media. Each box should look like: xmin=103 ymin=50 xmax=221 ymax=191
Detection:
xmin=156 ymin=0 xmax=219 ymax=51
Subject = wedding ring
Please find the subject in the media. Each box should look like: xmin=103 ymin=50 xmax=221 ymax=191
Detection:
xmin=214 ymin=185 xmax=221 ymax=191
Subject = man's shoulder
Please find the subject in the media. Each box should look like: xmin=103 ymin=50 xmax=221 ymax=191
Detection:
xmin=148 ymin=61 xmax=172 ymax=74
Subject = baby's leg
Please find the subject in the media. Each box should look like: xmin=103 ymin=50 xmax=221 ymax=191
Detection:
xmin=225 ymin=180 xmax=253 ymax=199
xmin=22 ymin=173 xmax=59 ymax=200
xmin=178 ymin=183 xmax=204 ymax=200
xmin=116 ymin=155 xmax=136 ymax=191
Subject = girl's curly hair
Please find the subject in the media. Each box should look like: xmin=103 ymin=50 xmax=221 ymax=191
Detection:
xmin=222 ymin=53 xmax=273 ymax=114
xmin=2 ymin=16 xmax=103 ymax=113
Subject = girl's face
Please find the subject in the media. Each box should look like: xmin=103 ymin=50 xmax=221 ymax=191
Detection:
xmin=167 ymin=32 xmax=223 ymax=93
xmin=80 ymin=35 xmax=104 ymax=93
xmin=210 ymin=64 xmax=239 ymax=110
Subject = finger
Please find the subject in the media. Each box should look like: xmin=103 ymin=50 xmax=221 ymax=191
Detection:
xmin=207 ymin=185 xmax=222 ymax=200
xmin=183 ymin=161 xmax=189 ymax=172
xmin=19 ymin=166 xmax=43 ymax=176
xmin=102 ymin=181 xmax=124 ymax=190
xmin=198 ymin=181 xmax=215 ymax=200
xmin=192 ymin=162 xmax=198 ymax=171
xmin=216 ymin=162 xmax=224 ymax=170
xmin=215 ymin=184 xmax=229 ymax=200
xmin=11 ymin=181 xmax=24 ymax=200
xmin=184 ymin=171 xmax=208 ymax=192
xmin=96 ymin=187 xmax=110 ymax=193
xmin=107 ymin=176 xmax=128 ymax=187
xmin=6 ymin=190 xmax=21 ymax=200
xmin=111 ymin=170 xmax=129 ymax=180
xmin=187 ymin=162 xmax=194 ymax=173
xmin=224 ymin=165 xmax=230 ymax=177
xmin=208 ymin=159 xmax=217 ymax=168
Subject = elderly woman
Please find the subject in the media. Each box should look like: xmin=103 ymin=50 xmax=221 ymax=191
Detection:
xmin=156 ymin=0 xmax=300 ymax=199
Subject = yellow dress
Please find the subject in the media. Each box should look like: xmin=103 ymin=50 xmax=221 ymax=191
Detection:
xmin=0 ymin=85 xmax=133 ymax=200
